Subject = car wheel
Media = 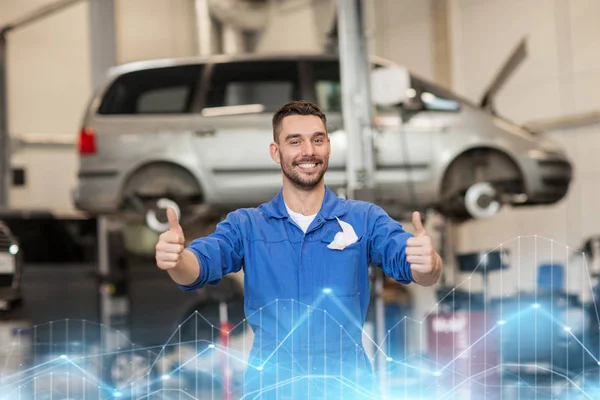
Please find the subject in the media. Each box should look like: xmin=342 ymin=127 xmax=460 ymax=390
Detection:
xmin=121 ymin=163 xmax=204 ymax=219
xmin=439 ymin=148 xmax=524 ymax=221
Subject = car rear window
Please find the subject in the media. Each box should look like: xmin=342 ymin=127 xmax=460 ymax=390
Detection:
xmin=98 ymin=65 xmax=203 ymax=115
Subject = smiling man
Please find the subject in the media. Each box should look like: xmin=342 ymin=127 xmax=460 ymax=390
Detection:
xmin=155 ymin=100 xmax=443 ymax=399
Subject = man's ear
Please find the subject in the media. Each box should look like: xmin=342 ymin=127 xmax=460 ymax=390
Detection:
xmin=269 ymin=142 xmax=281 ymax=164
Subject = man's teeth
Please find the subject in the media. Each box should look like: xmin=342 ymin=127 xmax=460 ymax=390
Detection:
xmin=298 ymin=164 xmax=317 ymax=169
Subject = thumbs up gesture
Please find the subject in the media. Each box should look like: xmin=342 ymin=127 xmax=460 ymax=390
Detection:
xmin=406 ymin=211 xmax=441 ymax=281
xmin=155 ymin=208 xmax=185 ymax=270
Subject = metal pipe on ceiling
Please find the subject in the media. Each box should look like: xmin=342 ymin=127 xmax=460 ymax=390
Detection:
xmin=206 ymin=0 xmax=269 ymax=32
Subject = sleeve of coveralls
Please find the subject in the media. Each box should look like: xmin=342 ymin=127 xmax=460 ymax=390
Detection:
xmin=367 ymin=204 xmax=415 ymax=284
xmin=177 ymin=211 xmax=244 ymax=292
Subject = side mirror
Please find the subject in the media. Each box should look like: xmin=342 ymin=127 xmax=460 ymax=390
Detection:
xmin=370 ymin=66 xmax=410 ymax=107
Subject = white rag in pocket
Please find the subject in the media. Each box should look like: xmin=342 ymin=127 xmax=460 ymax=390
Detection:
xmin=327 ymin=218 xmax=358 ymax=250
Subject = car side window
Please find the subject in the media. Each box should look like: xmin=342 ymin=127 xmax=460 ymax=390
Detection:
xmin=312 ymin=61 xmax=343 ymax=113
xmin=311 ymin=61 xmax=398 ymax=114
xmin=202 ymin=61 xmax=301 ymax=114
xmin=97 ymin=65 xmax=203 ymax=115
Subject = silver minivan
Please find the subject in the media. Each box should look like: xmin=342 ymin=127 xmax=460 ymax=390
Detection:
xmin=73 ymin=53 xmax=572 ymax=221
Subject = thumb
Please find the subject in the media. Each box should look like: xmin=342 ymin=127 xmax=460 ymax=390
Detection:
xmin=412 ymin=211 xmax=426 ymax=236
xmin=166 ymin=208 xmax=183 ymax=233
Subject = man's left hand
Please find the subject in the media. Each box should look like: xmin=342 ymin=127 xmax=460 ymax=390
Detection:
xmin=406 ymin=211 xmax=442 ymax=285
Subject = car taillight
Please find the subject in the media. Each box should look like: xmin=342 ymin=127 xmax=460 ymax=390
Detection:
xmin=78 ymin=128 xmax=96 ymax=154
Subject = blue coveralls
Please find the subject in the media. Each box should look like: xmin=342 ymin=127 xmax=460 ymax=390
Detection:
xmin=179 ymin=186 xmax=415 ymax=399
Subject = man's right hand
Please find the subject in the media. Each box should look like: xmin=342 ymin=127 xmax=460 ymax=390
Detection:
xmin=155 ymin=207 xmax=185 ymax=270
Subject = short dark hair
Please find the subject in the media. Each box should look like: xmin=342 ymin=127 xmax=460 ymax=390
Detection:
xmin=272 ymin=100 xmax=327 ymax=143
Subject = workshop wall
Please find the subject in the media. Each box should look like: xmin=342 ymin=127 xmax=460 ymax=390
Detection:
xmin=254 ymin=0 xmax=335 ymax=53
xmin=449 ymin=0 xmax=600 ymax=298
xmin=2 ymin=0 xmax=91 ymax=138
xmin=114 ymin=0 xmax=196 ymax=64
xmin=2 ymin=0 xmax=91 ymax=211
xmin=367 ymin=0 xmax=436 ymax=83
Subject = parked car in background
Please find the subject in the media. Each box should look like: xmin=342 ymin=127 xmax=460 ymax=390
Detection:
xmin=72 ymin=50 xmax=572 ymax=222
xmin=0 ymin=221 xmax=23 ymax=310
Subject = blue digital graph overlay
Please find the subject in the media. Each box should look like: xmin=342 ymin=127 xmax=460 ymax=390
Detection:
xmin=0 ymin=235 xmax=598 ymax=399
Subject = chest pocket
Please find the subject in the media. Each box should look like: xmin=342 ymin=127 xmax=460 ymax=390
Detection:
xmin=318 ymin=229 xmax=363 ymax=297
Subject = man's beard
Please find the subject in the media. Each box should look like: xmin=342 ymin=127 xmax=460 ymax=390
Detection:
xmin=280 ymin=153 xmax=328 ymax=190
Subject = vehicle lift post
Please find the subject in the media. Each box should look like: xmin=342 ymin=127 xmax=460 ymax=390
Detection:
xmin=336 ymin=0 xmax=390 ymax=387
xmin=87 ymin=0 xmax=131 ymax=361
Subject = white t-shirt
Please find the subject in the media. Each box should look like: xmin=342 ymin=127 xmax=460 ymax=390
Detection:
xmin=285 ymin=204 xmax=317 ymax=233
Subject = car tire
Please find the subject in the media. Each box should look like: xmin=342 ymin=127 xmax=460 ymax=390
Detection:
xmin=121 ymin=163 xmax=204 ymax=218
xmin=439 ymin=148 xmax=523 ymax=221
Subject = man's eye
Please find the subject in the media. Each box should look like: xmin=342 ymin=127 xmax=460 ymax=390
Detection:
xmin=290 ymin=141 xmax=300 ymax=145
xmin=314 ymin=139 xmax=323 ymax=143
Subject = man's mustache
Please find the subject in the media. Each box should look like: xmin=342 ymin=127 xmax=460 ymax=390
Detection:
xmin=293 ymin=158 xmax=322 ymax=165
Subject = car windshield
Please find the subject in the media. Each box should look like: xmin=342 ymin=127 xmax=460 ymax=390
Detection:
xmin=412 ymin=76 xmax=469 ymax=109
xmin=412 ymin=74 xmax=536 ymax=135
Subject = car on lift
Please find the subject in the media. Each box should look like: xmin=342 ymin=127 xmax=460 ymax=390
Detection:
xmin=72 ymin=41 xmax=572 ymax=222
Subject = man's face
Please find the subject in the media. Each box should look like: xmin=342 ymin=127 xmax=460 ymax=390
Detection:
xmin=270 ymin=115 xmax=330 ymax=190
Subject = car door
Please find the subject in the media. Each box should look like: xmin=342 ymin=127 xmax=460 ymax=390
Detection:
xmin=190 ymin=59 xmax=306 ymax=207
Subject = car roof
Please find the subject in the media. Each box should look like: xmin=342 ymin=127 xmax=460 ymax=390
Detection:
xmin=100 ymin=53 xmax=484 ymax=112
xmin=99 ymin=52 xmax=484 ymax=110
xmin=107 ymin=53 xmax=397 ymax=79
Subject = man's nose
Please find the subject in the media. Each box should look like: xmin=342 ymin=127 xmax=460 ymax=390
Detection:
xmin=301 ymin=141 xmax=315 ymax=156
